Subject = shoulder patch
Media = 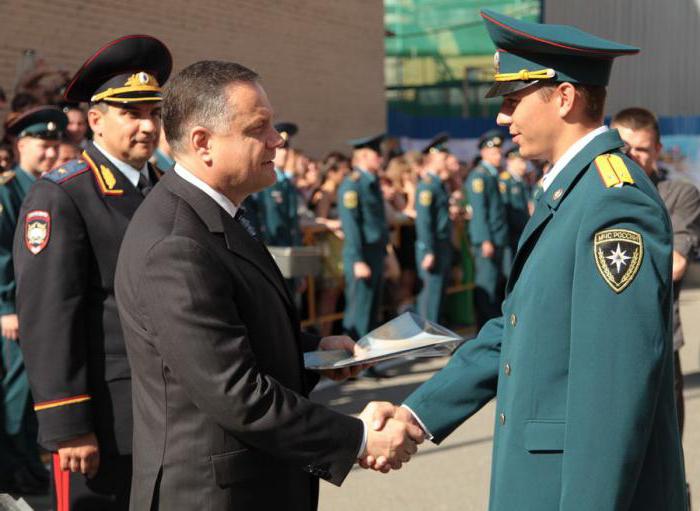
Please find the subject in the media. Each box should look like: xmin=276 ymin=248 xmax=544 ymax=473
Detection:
xmin=24 ymin=210 xmax=51 ymax=255
xmin=471 ymin=177 xmax=484 ymax=194
xmin=419 ymin=190 xmax=433 ymax=206
xmin=343 ymin=190 xmax=358 ymax=209
xmin=595 ymin=154 xmax=635 ymax=188
xmin=0 ymin=171 xmax=16 ymax=185
xmin=43 ymin=159 xmax=90 ymax=184
xmin=499 ymin=171 xmax=511 ymax=180
xmin=594 ymin=228 xmax=643 ymax=293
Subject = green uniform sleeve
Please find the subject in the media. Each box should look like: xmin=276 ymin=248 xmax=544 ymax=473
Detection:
xmin=338 ymin=180 xmax=364 ymax=264
xmin=0 ymin=187 xmax=18 ymax=314
xmin=466 ymin=173 xmax=492 ymax=245
xmin=403 ymin=316 xmax=502 ymax=442
xmin=415 ymin=182 xmax=436 ymax=254
xmin=560 ymin=188 xmax=675 ymax=510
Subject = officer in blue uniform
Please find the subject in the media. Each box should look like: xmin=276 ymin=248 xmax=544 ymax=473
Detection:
xmin=415 ymin=133 xmax=453 ymax=322
xmin=466 ymin=129 xmax=509 ymax=328
xmin=258 ymin=122 xmax=301 ymax=246
xmin=14 ymin=35 xmax=171 ymax=509
xmin=0 ymin=107 xmax=67 ymax=494
xmin=499 ymin=147 xmax=531 ymax=255
xmin=338 ymin=133 xmax=388 ymax=339
xmin=377 ymin=10 xmax=687 ymax=510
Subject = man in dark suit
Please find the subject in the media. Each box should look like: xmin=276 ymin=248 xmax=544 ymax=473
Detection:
xmin=13 ymin=35 xmax=172 ymax=510
xmin=115 ymin=60 xmax=422 ymax=511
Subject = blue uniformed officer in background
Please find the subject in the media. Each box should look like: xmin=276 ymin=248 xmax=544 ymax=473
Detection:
xmin=499 ymin=147 xmax=531 ymax=256
xmin=0 ymin=106 xmax=67 ymax=494
xmin=465 ymin=129 xmax=509 ymax=328
xmin=415 ymin=133 xmax=453 ymax=322
xmin=370 ymin=9 xmax=687 ymax=510
xmin=338 ymin=133 xmax=388 ymax=339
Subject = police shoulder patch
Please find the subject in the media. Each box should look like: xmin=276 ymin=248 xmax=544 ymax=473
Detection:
xmin=419 ymin=190 xmax=432 ymax=206
xmin=43 ymin=159 xmax=90 ymax=184
xmin=471 ymin=177 xmax=484 ymax=194
xmin=25 ymin=210 xmax=51 ymax=255
xmin=343 ymin=190 xmax=358 ymax=209
xmin=0 ymin=171 xmax=16 ymax=186
xmin=593 ymin=228 xmax=643 ymax=293
xmin=595 ymin=154 xmax=635 ymax=188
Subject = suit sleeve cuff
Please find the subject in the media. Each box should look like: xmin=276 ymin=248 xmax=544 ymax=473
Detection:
xmin=401 ymin=403 xmax=434 ymax=441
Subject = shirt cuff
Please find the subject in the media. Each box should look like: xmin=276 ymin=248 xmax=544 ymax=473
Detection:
xmin=356 ymin=420 xmax=368 ymax=458
xmin=401 ymin=403 xmax=434 ymax=441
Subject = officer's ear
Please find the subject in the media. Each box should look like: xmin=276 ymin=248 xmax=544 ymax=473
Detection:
xmin=554 ymin=82 xmax=578 ymax=119
xmin=87 ymin=102 xmax=108 ymax=137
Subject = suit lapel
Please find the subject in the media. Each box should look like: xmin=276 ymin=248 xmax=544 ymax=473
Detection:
xmin=162 ymin=171 xmax=296 ymax=313
xmin=508 ymin=130 xmax=626 ymax=293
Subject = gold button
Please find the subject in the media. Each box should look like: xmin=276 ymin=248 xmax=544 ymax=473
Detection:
xmin=499 ymin=412 xmax=506 ymax=425
xmin=504 ymin=363 xmax=511 ymax=376
xmin=510 ymin=314 xmax=517 ymax=327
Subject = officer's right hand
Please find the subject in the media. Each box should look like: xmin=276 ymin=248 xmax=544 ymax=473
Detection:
xmin=481 ymin=240 xmax=495 ymax=259
xmin=353 ymin=261 xmax=372 ymax=279
xmin=421 ymin=253 xmax=435 ymax=271
xmin=57 ymin=432 xmax=100 ymax=479
xmin=1 ymin=314 xmax=19 ymax=341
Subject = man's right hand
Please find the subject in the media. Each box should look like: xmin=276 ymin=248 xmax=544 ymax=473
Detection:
xmin=57 ymin=432 xmax=100 ymax=479
xmin=481 ymin=240 xmax=495 ymax=259
xmin=357 ymin=402 xmax=424 ymax=472
xmin=421 ymin=253 xmax=435 ymax=271
xmin=353 ymin=261 xmax=372 ymax=279
xmin=1 ymin=314 xmax=19 ymax=341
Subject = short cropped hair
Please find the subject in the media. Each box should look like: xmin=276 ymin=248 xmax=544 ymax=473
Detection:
xmin=537 ymin=83 xmax=607 ymax=122
xmin=162 ymin=60 xmax=259 ymax=154
xmin=610 ymin=107 xmax=660 ymax=143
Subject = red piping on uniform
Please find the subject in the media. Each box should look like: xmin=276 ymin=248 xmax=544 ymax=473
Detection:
xmin=481 ymin=13 xmax=637 ymax=56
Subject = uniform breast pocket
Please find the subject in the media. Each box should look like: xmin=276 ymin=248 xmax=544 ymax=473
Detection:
xmin=210 ymin=449 xmax=269 ymax=488
xmin=523 ymin=420 xmax=565 ymax=453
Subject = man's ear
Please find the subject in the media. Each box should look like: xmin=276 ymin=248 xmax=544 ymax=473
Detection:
xmin=87 ymin=107 xmax=104 ymax=137
xmin=555 ymin=82 xmax=577 ymax=119
xmin=190 ymin=127 xmax=213 ymax=165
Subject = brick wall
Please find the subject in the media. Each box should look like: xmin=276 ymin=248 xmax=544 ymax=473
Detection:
xmin=0 ymin=0 xmax=386 ymax=157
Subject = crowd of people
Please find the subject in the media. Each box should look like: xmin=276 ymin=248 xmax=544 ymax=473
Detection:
xmin=0 ymin=7 xmax=696 ymax=511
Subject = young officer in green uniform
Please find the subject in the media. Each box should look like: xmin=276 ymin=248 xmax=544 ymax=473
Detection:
xmin=466 ymin=129 xmax=509 ymax=328
xmin=338 ymin=134 xmax=388 ymax=339
xmin=499 ymin=147 xmax=531 ymax=255
xmin=0 ymin=107 xmax=66 ymax=493
xmin=415 ymin=133 xmax=453 ymax=322
xmin=369 ymin=10 xmax=687 ymax=510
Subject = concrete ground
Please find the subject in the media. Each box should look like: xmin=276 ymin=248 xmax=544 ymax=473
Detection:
xmin=316 ymin=285 xmax=700 ymax=511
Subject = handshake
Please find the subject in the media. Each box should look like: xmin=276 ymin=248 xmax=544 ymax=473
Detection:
xmin=356 ymin=401 xmax=426 ymax=472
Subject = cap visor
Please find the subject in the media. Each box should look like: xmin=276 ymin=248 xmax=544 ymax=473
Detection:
xmin=485 ymin=80 xmax=541 ymax=98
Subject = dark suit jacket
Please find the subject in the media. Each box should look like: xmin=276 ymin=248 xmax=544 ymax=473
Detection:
xmin=14 ymin=142 xmax=160 ymax=458
xmin=115 ymin=170 xmax=363 ymax=511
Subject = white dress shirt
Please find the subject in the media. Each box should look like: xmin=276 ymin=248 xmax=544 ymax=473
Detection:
xmin=540 ymin=125 xmax=609 ymax=192
xmin=92 ymin=141 xmax=150 ymax=188
xmin=172 ymin=163 xmax=239 ymax=218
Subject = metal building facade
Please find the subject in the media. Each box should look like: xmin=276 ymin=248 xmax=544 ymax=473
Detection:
xmin=545 ymin=0 xmax=700 ymax=116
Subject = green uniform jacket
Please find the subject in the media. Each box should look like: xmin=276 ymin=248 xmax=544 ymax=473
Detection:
xmin=337 ymin=169 xmax=388 ymax=264
xmin=466 ymin=162 xmax=508 ymax=247
xmin=415 ymin=172 xmax=451 ymax=259
xmin=405 ymin=130 xmax=686 ymax=510
xmin=0 ymin=167 xmax=35 ymax=315
xmin=258 ymin=168 xmax=301 ymax=246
